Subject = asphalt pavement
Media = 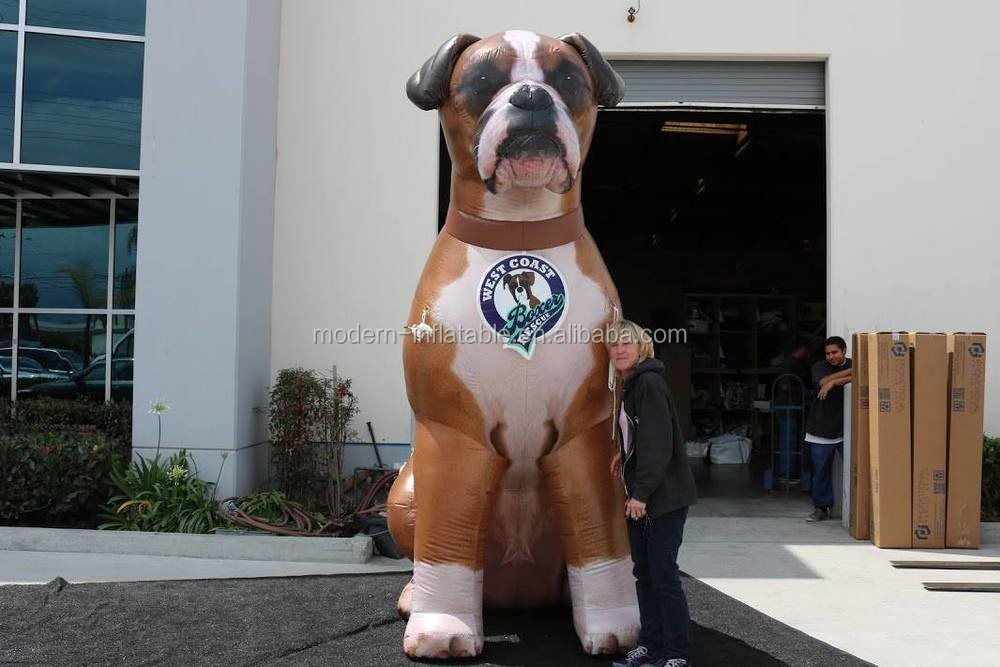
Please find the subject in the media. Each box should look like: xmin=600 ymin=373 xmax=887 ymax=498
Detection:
xmin=0 ymin=571 xmax=869 ymax=666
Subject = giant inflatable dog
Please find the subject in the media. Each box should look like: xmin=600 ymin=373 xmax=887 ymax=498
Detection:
xmin=387 ymin=31 xmax=640 ymax=659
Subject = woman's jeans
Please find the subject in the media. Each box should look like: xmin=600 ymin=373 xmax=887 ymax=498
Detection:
xmin=627 ymin=505 xmax=692 ymax=661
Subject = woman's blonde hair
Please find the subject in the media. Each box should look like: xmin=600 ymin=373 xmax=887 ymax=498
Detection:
xmin=605 ymin=319 xmax=655 ymax=363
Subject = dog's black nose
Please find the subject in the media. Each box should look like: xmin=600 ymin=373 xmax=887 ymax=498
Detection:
xmin=509 ymin=84 xmax=553 ymax=111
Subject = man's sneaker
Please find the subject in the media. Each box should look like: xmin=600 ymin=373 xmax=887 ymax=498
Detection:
xmin=806 ymin=507 xmax=829 ymax=522
xmin=664 ymin=660 xmax=690 ymax=667
xmin=612 ymin=645 xmax=663 ymax=667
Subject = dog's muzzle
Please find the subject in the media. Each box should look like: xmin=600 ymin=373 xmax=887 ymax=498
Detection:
xmin=476 ymin=83 xmax=581 ymax=195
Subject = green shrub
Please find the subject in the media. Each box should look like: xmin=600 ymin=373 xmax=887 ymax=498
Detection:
xmin=0 ymin=397 xmax=132 ymax=447
xmin=983 ymin=435 xmax=1000 ymax=521
xmin=0 ymin=430 xmax=123 ymax=523
xmin=267 ymin=368 xmax=357 ymax=515
xmin=99 ymin=450 xmax=224 ymax=533
xmin=234 ymin=490 xmax=287 ymax=522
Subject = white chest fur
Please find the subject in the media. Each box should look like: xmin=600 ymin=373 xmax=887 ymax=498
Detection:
xmin=433 ymin=241 xmax=611 ymax=458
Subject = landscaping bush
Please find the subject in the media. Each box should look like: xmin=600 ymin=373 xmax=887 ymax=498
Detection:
xmin=983 ymin=435 xmax=1000 ymax=521
xmin=0 ymin=397 xmax=132 ymax=447
xmin=267 ymin=368 xmax=358 ymax=515
xmin=0 ymin=397 xmax=132 ymax=526
xmin=99 ymin=450 xmax=224 ymax=534
xmin=232 ymin=490 xmax=288 ymax=523
xmin=0 ymin=430 xmax=122 ymax=524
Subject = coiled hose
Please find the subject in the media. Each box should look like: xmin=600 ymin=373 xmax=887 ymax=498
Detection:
xmin=218 ymin=470 xmax=398 ymax=537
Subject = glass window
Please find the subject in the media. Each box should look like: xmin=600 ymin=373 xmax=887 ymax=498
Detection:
xmin=111 ymin=314 xmax=133 ymax=359
xmin=21 ymin=34 xmax=144 ymax=169
xmin=0 ymin=30 xmax=16 ymax=162
xmin=110 ymin=315 xmax=132 ymax=401
xmin=81 ymin=359 xmax=104 ymax=381
xmin=0 ymin=2 xmax=18 ymax=25
xmin=15 ymin=312 xmax=105 ymax=395
xmin=20 ymin=199 xmax=110 ymax=309
xmin=114 ymin=199 xmax=136 ymax=308
xmin=0 ymin=202 xmax=13 ymax=307
xmin=27 ymin=0 xmax=145 ymax=36
xmin=0 ymin=313 xmax=10 ymax=398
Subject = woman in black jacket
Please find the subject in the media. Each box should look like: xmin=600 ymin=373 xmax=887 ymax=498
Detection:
xmin=608 ymin=320 xmax=697 ymax=667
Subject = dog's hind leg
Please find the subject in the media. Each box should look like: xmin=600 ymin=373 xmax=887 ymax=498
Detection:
xmin=541 ymin=417 xmax=640 ymax=656
xmin=387 ymin=462 xmax=416 ymax=617
xmin=402 ymin=418 xmax=507 ymax=659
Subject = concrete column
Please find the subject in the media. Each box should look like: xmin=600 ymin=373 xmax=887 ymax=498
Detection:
xmin=133 ymin=0 xmax=280 ymax=497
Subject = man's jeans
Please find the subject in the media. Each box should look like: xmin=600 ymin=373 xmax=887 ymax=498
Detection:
xmin=627 ymin=506 xmax=692 ymax=661
xmin=810 ymin=442 xmax=842 ymax=509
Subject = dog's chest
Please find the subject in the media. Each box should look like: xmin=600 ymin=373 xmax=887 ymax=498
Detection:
xmin=432 ymin=242 xmax=611 ymax=431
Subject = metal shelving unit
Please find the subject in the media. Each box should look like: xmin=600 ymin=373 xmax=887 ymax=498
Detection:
xmin=684 ymin=293 xmax=797 ymax=453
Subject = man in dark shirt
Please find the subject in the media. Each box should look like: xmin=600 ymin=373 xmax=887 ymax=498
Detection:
xmin=804 ymin=336 xmax=852 ymax=522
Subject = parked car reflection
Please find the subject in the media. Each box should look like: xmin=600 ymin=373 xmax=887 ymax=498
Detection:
xmin=17 ymin=357 xmax=133 ymax=401
xmin=0 ymin=346 xmax=82 ymax=377
xmin=0 ymin=355 xmax=67 ymax=392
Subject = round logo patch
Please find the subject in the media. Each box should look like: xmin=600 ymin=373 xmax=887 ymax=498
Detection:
xmin=478 ymin=253 xmax=568 ymax=359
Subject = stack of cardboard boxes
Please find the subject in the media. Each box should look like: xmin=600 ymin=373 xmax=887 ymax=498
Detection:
xmin=849 ymin=332 xmax=987 ymax=548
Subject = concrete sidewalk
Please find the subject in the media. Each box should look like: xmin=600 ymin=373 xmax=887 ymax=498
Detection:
xmin=678 ymin=517 xmax=1000 ymax=667
xmin=0 ymin=550 xmax=411 ymax=586
xmin=2 ymin=517 xmax=999 ymax=666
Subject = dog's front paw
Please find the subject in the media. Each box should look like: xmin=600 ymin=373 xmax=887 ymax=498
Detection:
xmin=566 ymin=557 xmax=641 ymax=655
xmin=574 ymin=605 xmax=640 ymax=655
xmin=396 ymin=579 xmax=414 ymax=619
xmin=403 ymin=611 xmax=483 ymax=659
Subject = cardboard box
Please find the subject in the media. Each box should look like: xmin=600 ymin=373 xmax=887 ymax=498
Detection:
xmin=908 ymin=333 xmax=948 ymax=548
xmin=868 ymin=332 xmax=912 ymax=548
xmin=849 ymin=333 xmax=872 ymax=539
xmin=946 ymin=333 xmax=987 ymax=548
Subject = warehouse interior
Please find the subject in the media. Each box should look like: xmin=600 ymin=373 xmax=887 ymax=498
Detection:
xmin=438 ymin=107 xmax=828 ymax=506
xmin=583 ymin=108 xmax=827 ymax=505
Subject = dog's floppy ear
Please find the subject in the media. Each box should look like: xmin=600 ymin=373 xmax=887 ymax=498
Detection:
xmin=559 ymin=33 xmax=625 ymax=107
xmin=503 ymin=273 xmax=514 ymax=288
xmin=406 ymin=33 xmax=481 ymax=110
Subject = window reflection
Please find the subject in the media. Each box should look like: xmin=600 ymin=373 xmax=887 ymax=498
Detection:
xmin=22 ymin=34 xmax=143 ymax=169
xmin=110 ymin=314 xmax=132 ymax=401
xmin=27 ymin=0 xmax=145 ymax=37
xmin=0 ymin=30 xmax=15 ymax=161
xmin=0 ymin=202 xmax=12 ymax=306
xmin=0 ymin=2 xmax=18 ymax=25
xmin=114 ymin=199 xmax=136 ymax=308
xmin=20 ymin=199 xmax=109 ymax=309
xmin=14 ymin=312 xmax=104 ymax=396
xmin=0 ymin=313 xmax=10 ymax=398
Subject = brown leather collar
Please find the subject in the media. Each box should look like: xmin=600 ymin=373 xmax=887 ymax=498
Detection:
xmin=443 ymin=207 xmax=585 ymax=250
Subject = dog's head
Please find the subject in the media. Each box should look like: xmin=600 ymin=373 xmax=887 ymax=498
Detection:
xmin=503 ymin=271 xmax=538 ymax=306
xmin=407 ymin=31 xmax=624 ymax=196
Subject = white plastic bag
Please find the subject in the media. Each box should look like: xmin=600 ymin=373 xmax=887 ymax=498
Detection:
xmin=708 ymin=434 xmax=752 ymax=464
xmin=686 ymin=440 xmax=710 ymax=458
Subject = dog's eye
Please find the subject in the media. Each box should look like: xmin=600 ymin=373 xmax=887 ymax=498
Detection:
xmin=546 ymin=63 xmax=590 ymax=111
xmin=466 ymin=72 xmax=501 ymax=99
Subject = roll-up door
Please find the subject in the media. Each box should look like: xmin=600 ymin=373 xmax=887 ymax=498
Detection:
xmin=610 ymin=60 xmax=825 ymax=108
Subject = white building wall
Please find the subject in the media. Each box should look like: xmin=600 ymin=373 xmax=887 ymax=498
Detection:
xmin=135 ymin=0 xmax=280 ymax=496
xmin=273 ymin=1 xmax=1000 ymax=465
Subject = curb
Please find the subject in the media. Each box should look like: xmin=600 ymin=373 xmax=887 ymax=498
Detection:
xmin=0 ymin=527 xmax=373 ymax=564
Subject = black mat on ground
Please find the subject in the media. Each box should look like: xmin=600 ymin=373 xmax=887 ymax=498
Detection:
xmin=0 ymin=572 xmax=870 ymax=666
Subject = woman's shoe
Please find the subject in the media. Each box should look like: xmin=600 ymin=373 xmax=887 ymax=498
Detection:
xmin=612 ymin=645 xmax=664 ymax=667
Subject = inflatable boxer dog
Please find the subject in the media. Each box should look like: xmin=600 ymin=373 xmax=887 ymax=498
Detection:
xmin=387 ymin=31 xmax=639 ymax=659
